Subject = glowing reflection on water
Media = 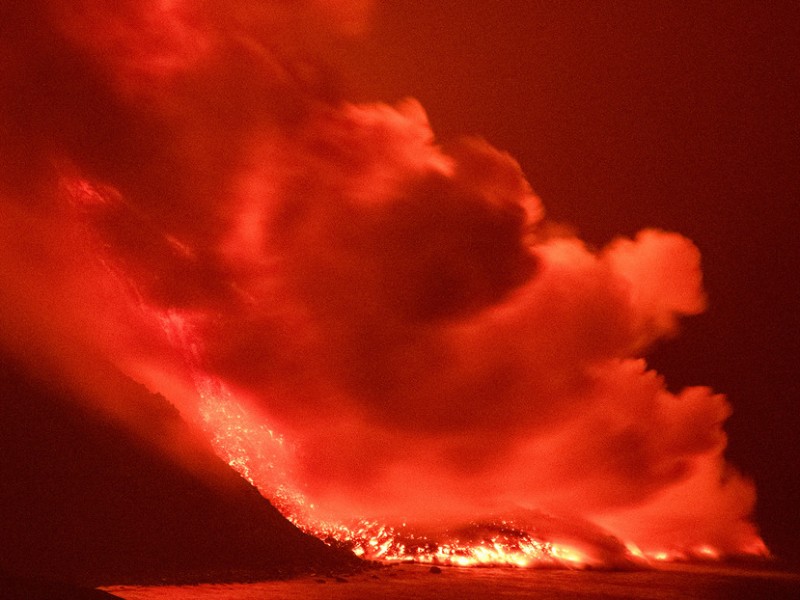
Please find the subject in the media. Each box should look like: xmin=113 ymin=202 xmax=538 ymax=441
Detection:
xmin=104 ymin=564 xmax=800 ymax=600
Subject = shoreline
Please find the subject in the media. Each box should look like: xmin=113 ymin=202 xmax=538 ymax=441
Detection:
xmin=102 ymin=563 xmax=800 ymax=600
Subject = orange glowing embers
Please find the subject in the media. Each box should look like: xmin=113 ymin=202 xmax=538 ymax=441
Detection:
xmin=185 ymin=373 xmax=602 ymax=569
xmin=177 ymin=359 xmax=732 ymax=570
xmin=149 ymin=308 xmax=761 ymax=571
xmin=297 ymin=519 xmax=601 ymax=569
xmin=194 ymin=386 xmax=753 ymax=570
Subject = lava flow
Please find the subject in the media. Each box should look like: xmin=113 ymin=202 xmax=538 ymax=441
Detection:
xmin=166 ymin=344 xmax=620 ymax=569
xmin=149 ymin=308 xmax=766 ymax=569
xmin=171 ymin=334 xmax=765 ymax=569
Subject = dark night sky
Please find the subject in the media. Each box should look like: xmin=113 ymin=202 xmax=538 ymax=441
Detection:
xmin=333 ymin=1 xmax=799 ymax=562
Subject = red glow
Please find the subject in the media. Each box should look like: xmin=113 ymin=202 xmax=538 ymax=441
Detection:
xmin=1 ymin=1 xmax=777 ymax=575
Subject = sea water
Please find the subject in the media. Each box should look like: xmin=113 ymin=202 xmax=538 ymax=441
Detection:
xmin=104 ymin=563 xmax=800 ymax=600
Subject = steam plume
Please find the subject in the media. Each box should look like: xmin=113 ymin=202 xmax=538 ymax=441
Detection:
xmin=0 ymin=0 xmax=764 ymax=560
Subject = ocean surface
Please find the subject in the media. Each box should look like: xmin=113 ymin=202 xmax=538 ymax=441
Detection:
xmin=104 ymin=563 xmax=800 ymax=600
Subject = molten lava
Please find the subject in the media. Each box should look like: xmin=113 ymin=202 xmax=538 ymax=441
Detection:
xmin=143 ymin=307 xmax=765 ymax=569
xmin=193 ymin=386 xmax=617 ymax=569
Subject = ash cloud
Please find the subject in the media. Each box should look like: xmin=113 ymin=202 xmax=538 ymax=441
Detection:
xmin=0 ymin=1 xmax=763 ymax=556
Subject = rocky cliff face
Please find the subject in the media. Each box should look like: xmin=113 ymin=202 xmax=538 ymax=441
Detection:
xmin=0 ymin=349 xmax=358 ymax=586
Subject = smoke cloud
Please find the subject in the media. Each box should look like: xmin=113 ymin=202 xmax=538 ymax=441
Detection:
xmin=0 ymin=1 xmax=763 ymax=557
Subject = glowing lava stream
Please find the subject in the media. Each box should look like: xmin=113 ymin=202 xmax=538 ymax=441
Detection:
xmin=154 ymin=309 xmax=606 ymax=568
xmin=196 ymin=390 xmax=606 ymax=569
xmin=151 ymin=309 xmax=736 ymax=570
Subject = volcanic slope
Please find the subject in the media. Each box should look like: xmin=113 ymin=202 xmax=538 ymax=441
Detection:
xmin=0 ymin=348 xmax=358 ymax=587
